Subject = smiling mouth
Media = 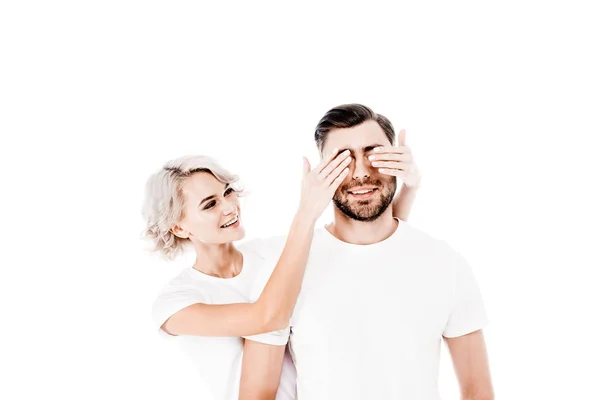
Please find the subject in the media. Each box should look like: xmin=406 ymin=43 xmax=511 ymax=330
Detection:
xmin=348 ymin=188 xmax=378 ymax=195
xmin=220 ymin=215 xmax=239 ymax=228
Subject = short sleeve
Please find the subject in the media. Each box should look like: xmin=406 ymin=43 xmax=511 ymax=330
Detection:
xmin=151 ymin=285 xmax=208 ymax=338
xmin=241 ymin=253 xmax=291 ymax=346
xmin=243 ymin=327 xmax=291 ymax=346
xmin=442 ymin=250 xmax=489 ymax=338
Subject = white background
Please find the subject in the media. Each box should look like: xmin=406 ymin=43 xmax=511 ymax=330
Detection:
xmin=1 ymin=1 xmax=599 ymax=399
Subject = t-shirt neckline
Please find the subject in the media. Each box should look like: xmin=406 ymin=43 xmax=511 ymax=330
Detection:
xmin=320 ymin=217 xmax=404 ymax=248
xmin=186 ymin=252 xmax=248 ymax=282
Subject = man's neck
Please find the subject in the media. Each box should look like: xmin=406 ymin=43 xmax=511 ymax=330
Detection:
xmin=326 ymin=208 xmax=398 ymax=245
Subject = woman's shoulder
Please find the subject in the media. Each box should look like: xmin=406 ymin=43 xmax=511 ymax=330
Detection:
xmin=237 ymin=235 xmax=287 ymax=260
xmin=155 ymin=267 xmax=214 ymax=297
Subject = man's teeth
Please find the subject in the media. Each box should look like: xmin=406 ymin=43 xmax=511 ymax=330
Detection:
xmin=222 ymin=216 xmax=238 ymax=228
xmin=350 ymin=189 xmax=375 ymax=194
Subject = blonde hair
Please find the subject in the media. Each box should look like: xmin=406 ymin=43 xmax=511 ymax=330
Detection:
xmin=141 ymin=155 xmax=242 ymax=260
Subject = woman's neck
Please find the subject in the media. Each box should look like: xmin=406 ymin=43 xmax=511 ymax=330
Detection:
xmin=192 ymin=242 xmax=243 ymax=278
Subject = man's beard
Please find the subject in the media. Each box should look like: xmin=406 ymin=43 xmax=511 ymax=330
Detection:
xmin=333 ymin=176 xmax=397 ymax=222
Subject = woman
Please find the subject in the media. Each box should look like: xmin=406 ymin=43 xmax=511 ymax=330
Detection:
xmin=143 ymin=147 xmax=420 ymax=399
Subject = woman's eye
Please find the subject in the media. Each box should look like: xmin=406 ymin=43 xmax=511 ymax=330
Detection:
xmin=224 ymin=188 xmax=235 ymax=196
xmin=204 ymin=201 xmax=216 ymax=210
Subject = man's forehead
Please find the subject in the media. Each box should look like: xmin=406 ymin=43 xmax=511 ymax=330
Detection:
xmin=322 ymin=121 xmax=390 ymax=152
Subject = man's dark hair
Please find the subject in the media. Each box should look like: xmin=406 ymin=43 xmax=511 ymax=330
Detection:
xmin=314 ymin=104 xmax=395 ymax=153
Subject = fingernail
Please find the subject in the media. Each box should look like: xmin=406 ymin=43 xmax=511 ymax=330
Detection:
xmin=331 ymin=148 xmax=339 ymax=155
xmin=374 ymin=147 xmax=382 ymax=152
xmin=368 ymin=155 xmax=375 ymax=160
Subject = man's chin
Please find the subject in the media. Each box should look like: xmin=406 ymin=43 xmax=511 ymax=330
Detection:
xmin=334 ymin=182 xmax=395 ymax=222
xmin=333 ymin=200 xmax=388 ymax=222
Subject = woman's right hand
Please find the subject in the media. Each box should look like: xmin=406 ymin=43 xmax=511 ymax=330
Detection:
xmin=298 ymin=148 xmax=352 ymax=221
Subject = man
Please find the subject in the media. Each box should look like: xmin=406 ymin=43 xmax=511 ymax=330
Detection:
xmin=240 ymin=104 xmax=493 ymax=400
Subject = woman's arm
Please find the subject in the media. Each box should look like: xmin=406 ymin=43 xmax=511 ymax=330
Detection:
xmin=163 ymin=211 xmax=315 ymax=337
xmin=368 ymin=129 xmax=421 ymax=221
xmin=162 ymin=149 xmax=351 ymax=337
xmin=392 ymin=181 xmax=420 ymax=221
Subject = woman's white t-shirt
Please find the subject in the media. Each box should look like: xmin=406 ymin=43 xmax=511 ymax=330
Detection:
xmin=151 ymin=240 xmax=296 ymax=400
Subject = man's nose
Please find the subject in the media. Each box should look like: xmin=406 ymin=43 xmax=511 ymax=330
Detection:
xmin=352 ymin=157 xmax=371 ymax=180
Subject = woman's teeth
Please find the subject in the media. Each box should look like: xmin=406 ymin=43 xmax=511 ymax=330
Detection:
xmin=221 ymin=216 xmax=238 ymax=228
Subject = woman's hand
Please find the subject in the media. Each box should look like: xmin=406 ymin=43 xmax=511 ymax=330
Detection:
xmin=298 ymin=148 xmax=351 ymax=221
xmin=368 ymin=129 xmax=421 ymax=188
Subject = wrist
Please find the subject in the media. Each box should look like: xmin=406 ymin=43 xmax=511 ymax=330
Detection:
xmin=294 ymin=206 xmax=319 ymax=228
xmin=402 ymin=181 xmax=420 ymax=190
xmin=403 ymin=166 xmax=422 ymax=189
xmin=403 ymin=174 xmax=422 ymax=190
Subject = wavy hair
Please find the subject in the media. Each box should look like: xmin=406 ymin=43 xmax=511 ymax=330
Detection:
xmin=141 ymin=155 xmax=242 ymax=259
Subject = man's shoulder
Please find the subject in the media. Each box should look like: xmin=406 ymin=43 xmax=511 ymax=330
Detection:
xmin=397 ymin=221 xmax=475 ymax=276
xmin=396 ymin=220 xmax=455 ymax=253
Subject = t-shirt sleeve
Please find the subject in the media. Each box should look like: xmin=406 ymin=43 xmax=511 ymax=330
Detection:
xmin=442 ymin=248 xmax=489 ymax=338
xmin=151 ymin=284 xmax=209 ymax=338
xmin=241 ymin=253 xmax=291 ymax=346
xmin=243 ymin=327 xmax=291 ymax=346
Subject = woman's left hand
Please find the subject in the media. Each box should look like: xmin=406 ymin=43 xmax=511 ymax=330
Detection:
xmin=368 ymin=129 xmax=422 ymax=188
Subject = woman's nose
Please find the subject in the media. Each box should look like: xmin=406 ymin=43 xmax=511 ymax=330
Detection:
xmin=222 ymin=200 xmax=237 ymax=215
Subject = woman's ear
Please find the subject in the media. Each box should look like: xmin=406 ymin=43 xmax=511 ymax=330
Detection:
xmin=170 ymin=224 xmax=189 ymax=239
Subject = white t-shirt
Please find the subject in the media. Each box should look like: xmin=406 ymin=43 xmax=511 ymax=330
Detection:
xmin=151 ymin=240 xmax=296 ymax=400
xmin=247 ymin=219 xmax=488 ymax=400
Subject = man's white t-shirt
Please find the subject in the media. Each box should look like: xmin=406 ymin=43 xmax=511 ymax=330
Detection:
xmin=247 ymin=219 xmax=488 ymax=400
xmin=151 ymin=240 xmax=296 ymax=400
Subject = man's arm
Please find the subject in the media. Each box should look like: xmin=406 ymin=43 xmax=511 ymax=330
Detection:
xmin=239 ymin=339 xmax=286 ymax=400
xmin=445 ymin=330 xmax=494 ymax=400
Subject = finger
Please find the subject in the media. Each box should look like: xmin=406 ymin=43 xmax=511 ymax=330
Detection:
xmin=397 ymin=145 xmax=411 ymax=154
xmin=372 ymin=145 xmax=411 ymax=154
xmin=315 ymin=147 xmax=342 ymax=175
xmin=371 ymin=146 xmax=407 ymax=154
xmin=370 ymin=161 xmax=409 ymax=170
xmin=397 ymin=129 xmax=406 ymax=146
xmin=378 ymin=168 xmax=407 ymax=177
xmin=317 ymin=150 xmax=351 ymax=181
xmin=329 ymin=167 xmax=350 ymax=192
xmin=371 ymin=146 xmax=412 ymax=156
xmin=369 ymin=153 xmax=413 ymax=162
xmin=302 ymin=157 xmax=311 ymax=176
xmin=323 ymin=156 xmax=352 ymax=185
